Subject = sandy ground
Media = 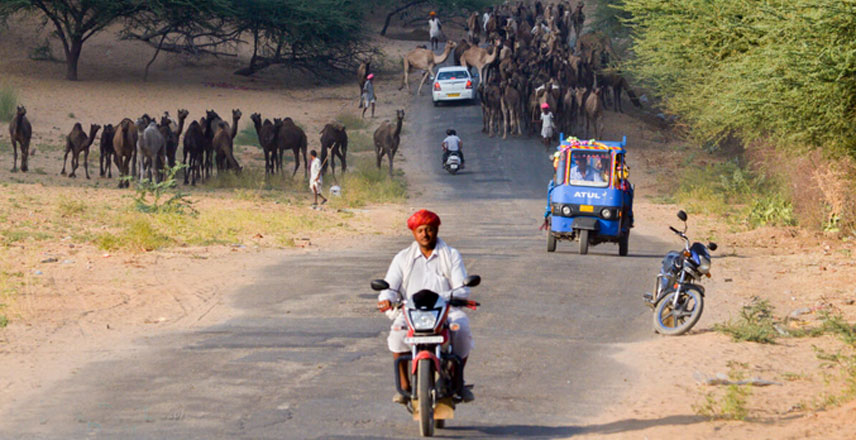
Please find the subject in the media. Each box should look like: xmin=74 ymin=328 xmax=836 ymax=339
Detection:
xmin=2 ymin=10 xmax=856 ymax=439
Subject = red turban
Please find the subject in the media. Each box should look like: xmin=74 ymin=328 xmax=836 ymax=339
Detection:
xmin=407 ymin=209 xmax=441 ymax=230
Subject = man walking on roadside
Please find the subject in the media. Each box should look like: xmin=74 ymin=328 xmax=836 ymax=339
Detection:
xmin=362 ymin=73 xmax=376 ymax=119
xmin=309 ymin=150 xmax=327 ymax=206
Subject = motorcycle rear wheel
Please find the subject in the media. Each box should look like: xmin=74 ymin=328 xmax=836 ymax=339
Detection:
xmin=653 ymin=287 xmax=704 ymax=336
xmin=418 ymin=359 xmax=435 ymax=437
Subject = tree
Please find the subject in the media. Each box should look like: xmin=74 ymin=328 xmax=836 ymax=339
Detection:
xmin=121 ymin=0 xmax=237 ymax=81
xmin=376 ymin=0 xmax=499 ymax=36
xmin=0 ymin=0 xmax=145 ymax=80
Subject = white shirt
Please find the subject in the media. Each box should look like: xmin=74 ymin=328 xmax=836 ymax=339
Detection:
xmin=379 ymin=238 xmax=469 ymax=304
xmin=310 ymin=157 xmax=322 ymax=182
xmin=428 ymin=18 xmax=442 ymax=37
xmin=443 ymin=135 xmax=461 ymax=152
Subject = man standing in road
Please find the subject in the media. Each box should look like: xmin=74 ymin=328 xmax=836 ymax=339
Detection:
xmin=362 ymin=73 xmax=376 ymax=119
xmin=309 ymin=150 xmax=327 ymax=206
xmin=377 ymin=209 xmax=475 ymax=404
xmin=428 ymin=11 xmax=442 ymax=51
xmin=540 ymin=102 xmax=556 ymax=146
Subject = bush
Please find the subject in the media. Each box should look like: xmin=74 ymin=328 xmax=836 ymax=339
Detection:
xmin=328 ymin=157 xmax=407 ymax=208
xmin=234 ymin=124 xmax=260 ymax=147
xmin=714 ymin=297 xmax=778 ymax=344
xmin=0 ymin=84 xmax=17 ymax=122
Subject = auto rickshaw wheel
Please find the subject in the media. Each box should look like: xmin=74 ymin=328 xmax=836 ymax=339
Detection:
xmin=579 ymin=230 xmax=589 ymax=255
xmin=619 ymin=231 xmax=629 ymax=256
xmin=547 ymin=232 xmax=557 ymax=252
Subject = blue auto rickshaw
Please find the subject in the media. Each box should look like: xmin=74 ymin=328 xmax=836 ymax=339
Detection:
xmin=545 ymin=135 xmax=634 ymax=255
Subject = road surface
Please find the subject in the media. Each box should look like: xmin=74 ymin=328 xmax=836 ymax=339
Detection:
xmin=1 ymin=79 xmax=671 ymax=440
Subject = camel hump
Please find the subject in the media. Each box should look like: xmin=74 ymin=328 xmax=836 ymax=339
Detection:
xmin=218 ymin=121 xmax=228 ymax=129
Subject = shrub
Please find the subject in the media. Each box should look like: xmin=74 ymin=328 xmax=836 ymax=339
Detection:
xmin=0 ymin=84 xmax=17 ymax=122
xmin=714 ymin=297 xmax=778 ymax=344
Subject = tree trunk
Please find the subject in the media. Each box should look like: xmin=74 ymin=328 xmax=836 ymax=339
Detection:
xmin=65 ymin=38 xmax=83 ymax=81
xmin=144 ymin=32 xmax=169 ymax=82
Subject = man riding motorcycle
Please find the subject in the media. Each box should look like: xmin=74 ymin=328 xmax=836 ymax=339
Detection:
xmin=441 ymin=129 xmax=464 ymax=168
xmin=377 ymin=209 xmax=475 ymax=404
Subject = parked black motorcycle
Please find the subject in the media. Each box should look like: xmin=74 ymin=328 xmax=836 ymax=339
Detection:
xmin=644 ymin=210 xmax=717 ymax=335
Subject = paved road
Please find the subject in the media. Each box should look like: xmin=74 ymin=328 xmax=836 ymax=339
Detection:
xmin=1 ymin=82 xmax=671 ymax=439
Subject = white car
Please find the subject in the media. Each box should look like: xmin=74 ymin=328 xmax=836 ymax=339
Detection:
xmin=432 ymin=67 xmax=475 ymax=105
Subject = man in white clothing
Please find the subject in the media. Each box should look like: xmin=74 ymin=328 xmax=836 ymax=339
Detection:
xmin=309 ymin=150 xmax=326 ymax=205
xmin=428 ymin=11 xmax=442 ymax=51
xmin=377 ymin=209 xmax=475 ymax=404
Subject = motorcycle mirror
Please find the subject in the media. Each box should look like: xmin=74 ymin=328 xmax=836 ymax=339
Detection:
xmin=463 ymin=275 xmax=481 ymax=287
xmin=677 ymin=210 xmax=688 ymax=222
xmin=370 ymin=279 xmax=389 ymax=291
xmin=709 ymin=242 xmax=718 ymax=251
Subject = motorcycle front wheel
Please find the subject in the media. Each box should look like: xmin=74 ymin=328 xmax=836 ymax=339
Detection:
xmin=653 ymin=287 xmax=704 ymax=336
xmin=418 ymin=358 xmax=435 ymax=437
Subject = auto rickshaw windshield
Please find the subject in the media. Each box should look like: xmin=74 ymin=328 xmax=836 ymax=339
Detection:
xmin=566 ymin=151 xmax=610 ymax=187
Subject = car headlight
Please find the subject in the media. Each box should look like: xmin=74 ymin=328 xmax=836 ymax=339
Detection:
xmin=601 ymin=208 xmax=612 ymax=219
xmin=408 ymin=310 xmax=439 ymax=330
xmin=562 ymin=205 xmax=572 ymax=216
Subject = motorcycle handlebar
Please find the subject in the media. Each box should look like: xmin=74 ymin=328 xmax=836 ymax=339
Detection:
xmin=669 ymin=226 xmax=681 ymax=234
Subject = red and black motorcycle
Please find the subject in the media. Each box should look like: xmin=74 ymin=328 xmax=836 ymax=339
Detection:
xmin=371 ymin=275 xmax=480 ymax=437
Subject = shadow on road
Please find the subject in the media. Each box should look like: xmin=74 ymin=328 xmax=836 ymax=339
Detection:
xmin=445 ymin=414 xmax=706 ymax=438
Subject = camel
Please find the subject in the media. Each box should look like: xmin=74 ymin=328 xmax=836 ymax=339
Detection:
xmin=274 ymin=117 xmax=308 ymax=177
xmin=251 ymin=113 xmax=278 ymax=175
xmin=454 ymin=38 xmax=471 ymax=67
xmin=99 ymin=124 xmax=115 ymax=178
xmin=319 ymin=122 xmax=348 ymax=177
xmin=158 ymin=109 xmax=188 ymax=168
xmin=560 ymin=87 xmax=578 ymax=135
xmin=480 ymin=82 xmax=503 ymax=137
xmin=357 ymin=61 xmax=370 ymax=108
xmin=571 ymin=2 xmax=585 ymax=43
xmin=182 ymin=120 xmax=205 ymax=185
xmin=136 ymin=117 xmax=166 ymax=182
xmin=112 ymin=118 xmax=137 ymax=188
xmin=599 ymin=71 xmax=641 ymax=113
xmin=500 ymin=80 xmax=524 ymax=138
xmin=212 ymin=121 xmax=241 ymax=173
xmin=467 ymin=11 xmax=480 ymax=42
xmin=202 ymin=110 xmax=222 ymax=179
xmin=460 ymin=40 xmax=500 ymax=86
xmin=8 ymin=105 xmax=31 ymax=172
xmin=214 ymin=109 xmax=241 ymax=172
xmin=400 ymin=41 xmax=456 ymax=96
xmin=61 ymin=123 xmax=100 ymax=179
xmin=584 ymin=87 xmax=604 ymax=139
xmin=374 ymin=109 xmax=404 ymax=176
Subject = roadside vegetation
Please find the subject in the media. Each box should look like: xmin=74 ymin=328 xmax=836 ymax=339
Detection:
xmin=0 ymin=83 xmax=17 ymax=121
xmin=618 ymin=0 xmax=856 ymax=236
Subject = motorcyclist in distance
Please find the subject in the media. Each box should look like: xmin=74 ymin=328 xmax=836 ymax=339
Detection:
xmin=442 ymin=129 xmax=464 ymax=168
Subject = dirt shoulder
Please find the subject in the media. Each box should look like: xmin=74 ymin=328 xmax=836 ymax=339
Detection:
xmin=570 ymin=107 xmax=856 ymax=438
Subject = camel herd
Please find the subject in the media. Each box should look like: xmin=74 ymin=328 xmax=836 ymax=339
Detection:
xmin=400 ymin=1 xmax=641 ymax=141
xmin=4 ymin=105 xmax=359 ymax=187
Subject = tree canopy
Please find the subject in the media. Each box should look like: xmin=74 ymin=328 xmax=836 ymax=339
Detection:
xmin=621 ymin=0 xmax=856 ymax=156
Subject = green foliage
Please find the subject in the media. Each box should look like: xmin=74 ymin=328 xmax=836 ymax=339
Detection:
xmin=335 ymin=112 xmax=368 ymax=131
xmin=714 ymin=297 xmax=778 ymax=344
xmin=675 ymin=160 xmax=795 ymax=227
xmin=621 ymin=0 xmax=856 ymax=156
xmin=695 ymin=384 xmax=751 ymax=421
xmin=813 ymin=314 xmax=856 ymax=407
xmin=0 ymin=83 xmax=16 ymax=122
xmin=328 ymin=157 xmax=407 ymax=209
xmin=592 ymin=0 xmax=632 ymax=41
xmin=234 ymin=124 xmax=259 ymax=147
xmin=131 ymin=165 xmax=195 ymax=215
xmin=57 ymin=197 xmax=86 ymax=217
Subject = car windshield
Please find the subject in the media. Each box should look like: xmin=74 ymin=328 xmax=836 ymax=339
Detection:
xmin=567 ymin=151 xmax=610 ymax=187
xmin=437 ymin=71 xmax=469 ymax=81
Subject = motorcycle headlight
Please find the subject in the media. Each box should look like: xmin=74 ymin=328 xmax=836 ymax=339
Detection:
xmin=562 ymin=205 xmax=572 ymax=216
xmin=697 ymin=255 xmax=711 ymax=274
xmin=408 ymin=310 xmax=439 ymax=330
xmin=601 ymin=208 xmax=612 ymax=219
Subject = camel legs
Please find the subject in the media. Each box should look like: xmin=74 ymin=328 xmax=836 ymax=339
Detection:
xmin=501 ymin=100 xmax=509 ymax=139
xmin=61 ymin=143 xmax=72 ymax=176
xmin=10 ymin=138 xmax=18 ymax=172
xmin=83 ymin=148 xmax=91 ymax=179
xmin=416 ymin=71 xmax=431 ymax=96
xmin=387 ymin=150 xmax=394 ymax=177
xmin=302 ymin=146 xmax=308 ymax=178
xmin=291 ymin=148 xmax=301 ymax=177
